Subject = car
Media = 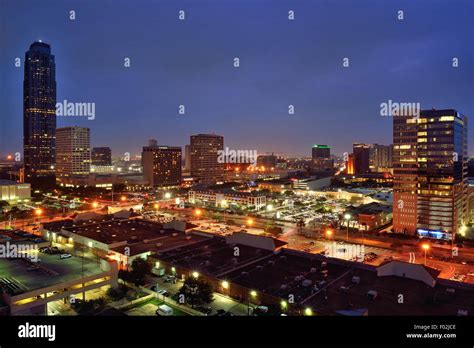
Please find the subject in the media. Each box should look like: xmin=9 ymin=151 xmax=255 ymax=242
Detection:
xmin=156 ymin=304 xmax=173 ymax=316
xmin=150 ymin=285 xmax=158 ymax=292
xmin=157 ymin=289 xmax=170 ymax=297
xmin=60 ymin=254 xmax=72 ymax=259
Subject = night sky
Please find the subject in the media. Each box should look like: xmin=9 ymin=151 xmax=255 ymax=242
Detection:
xmin=1 ymin=0 xmax=473 ymax=158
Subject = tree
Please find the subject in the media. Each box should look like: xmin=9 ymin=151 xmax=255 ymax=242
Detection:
xmin=119 ymin=258 xmax=151 ymax=286
xmin=177 ymin=277 xmax=214 ymax=308
xmin=213 ymin=212 xmax=222 ymax=222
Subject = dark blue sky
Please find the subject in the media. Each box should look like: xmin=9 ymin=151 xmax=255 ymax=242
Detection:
xmin=1 ymin=0 xmax=473 ymax=157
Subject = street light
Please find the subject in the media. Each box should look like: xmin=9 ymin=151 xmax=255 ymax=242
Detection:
xmin=280 ymin=300 xmax=288 ymax=311
xmin=221 ymin=280 xmax=229 ymax=290
xmin=422 ymin=243 xmax=430 ymax=266
xmin=164 ymin=192 xmax=171 ymax=199
xmin=247 ymin=218 xmax=254 ymax=227
xmin=120 ymin=196 xmax=127 ymax=202
xmin=35 ymin=208 xmax=43 ymax=217
xmin=304 ymin=307 xmax=313 ymax=316
xmin=192 ymin=271 xmax=199 ymax=279
xmin=92 ymin=201 xmax=99 ymax=209
xmin=194 ymin=209 xmax=202 ymax=218
xmin=344 ymin=213 xmax=351 ymax=242
xmin=325 ymin=228 xmax=333 ymax=240
xmin=154 ymin=203 xmax=159 ymax=209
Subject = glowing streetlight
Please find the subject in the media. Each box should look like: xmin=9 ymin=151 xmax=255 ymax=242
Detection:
xmin=344 ymin=213 xmax=351 ymax=242
xmin=304 ymin=307 xmax=313 ymax=316
xmin=120 ymin=196 xmax=127 ymax=202
xmin=422 ymin=243 xmax=430 ymax=266
xmin=92 ymin=201 xmax=99 ymax=209
xmin=35 ymin=208 xmax=43 ymax=216
xmin=154 ymin=203 xmax=159 ymax=209
xmin=221 ymin=280 xmax=229 ymax=289
xmin=164 ymin=192 xmax=171 ymax=199
xmin=325 ymin=229 xmax=333 ymax=239
xmin=247 ymin=218 xmax=254 ymax=226
xmin=194 ymin=209 xmax=202 ymax=217
xmin=266 ymin=204 xmax=274 ymax=212
xmin=192 ymin=271 xmax=199 ymax=279
xmin=280 ymin=300 xmax=288 ymax=310
xmin=250 ymin=290 xmax=257 ymax=298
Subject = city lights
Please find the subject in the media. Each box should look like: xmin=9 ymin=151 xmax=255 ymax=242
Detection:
xmin=221 ymin=281 xmax=229 ymax=289
xmin=192 ymin=271 xmax=199 ymax=279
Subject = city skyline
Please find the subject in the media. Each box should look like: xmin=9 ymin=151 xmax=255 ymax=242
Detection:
xmin=1 ymin=0 xmax=474 ymax=158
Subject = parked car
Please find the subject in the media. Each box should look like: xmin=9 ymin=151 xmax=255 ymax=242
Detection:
xmin=157 ymin=289 xmax=170 ymax=297
xmin=60 ymin=254 xmax=72 ymax=260
xmin=156 ymin=304 xmax=173 ymax=316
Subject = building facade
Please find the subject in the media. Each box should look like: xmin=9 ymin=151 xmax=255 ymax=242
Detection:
xmin=190 ymin=134 xmax=224 ymax=185
xmin=353 ymin=143 xmax=371 ymax=174
xmin=91 ymin=147 xmax=112 ymax=166
xmin=56 ymin=127 xmax=91 ymax=178
xmin=142 ymin=145 xmax=182 ymax=187
xmin=393 ymin=109 xmax=468 ymax=239
xmin=23 ymin=41 xmax=56 ymax=190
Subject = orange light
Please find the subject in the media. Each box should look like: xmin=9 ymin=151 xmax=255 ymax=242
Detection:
xmin=92 ymin=202 xmax=99 ymax=208
xmin=195 ymin=209 xmax=202 ymax=216
xmin=120 ymin=196 xmax=127 ymax=202
xmin=421 ymin=243 xmax=430 ymax=251
xmin=7 ymin=155 xmax=12 ymax=160
xmin=35 ymin=208 xmax=43 ymax=216
xmin=154 ymin=203 xmax=159 ymax=209
xmin=325 ymin=229 xmax=333 ymax=237
xmin=247 ymin=218 xmax=254 ymax=226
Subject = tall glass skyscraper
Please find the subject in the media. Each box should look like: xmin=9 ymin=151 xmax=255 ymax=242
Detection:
xmin=23 ymin=41 xmax=56 ymax=189
xmin=393 ymin=109 xmax=468 ymax=240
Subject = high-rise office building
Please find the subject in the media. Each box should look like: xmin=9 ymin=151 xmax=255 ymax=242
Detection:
xmin=190 ymin=134 xmax=224 ymax=185
xmin=311 ymin=145 xmax=333 ymax=173
xmin=23 ymin=41 xmax=56 ymax=189
xmin=393 ymin=109 xmax=468 ymax=238
xmin=257 ymin=154 xmax=277 ymax=169
xmin=369 ymin=144 xmax=393 ymax=172
xmin=184 ymin=145 xmax=191 ymax=172
xmin=312 ymin=144 xmax=331 ymax=159
xmin=142 ymin=144 xmax=182 ymax=187
xmin=92 ymin=147 xmax=112 ymax=166
xmin=56 ymin=127 xmax=91 ymax=178
xmin=353 ymin=143 xmax=371 ymax=174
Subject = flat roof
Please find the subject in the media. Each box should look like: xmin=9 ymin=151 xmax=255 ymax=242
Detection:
xmin=154 ymin=236 xmax=273 ymax=276
xmin=0 ymin=252 xmax=104 ymax=296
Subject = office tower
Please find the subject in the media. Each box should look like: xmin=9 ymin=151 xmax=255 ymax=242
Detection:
xmin=56 ymin=127 xmax=91 ymax=178
xmin=353 ymin=143 xmax=371 ymax=174
xmin=346 ymin=154 xmax=355 ymax=175
xmin=257 ymin=154 xmax=277 ymax=169
xmin=184 ymin=145 xmax=191 ymax=172
xmin=190 ymin=134 xmax=224 ymax=185
xmin=311 ymin=145 xmax=333 ymax=173
xmin=142 ymin=144 xmax=182 ymax=187
xmin=92 ymin=147 xmax=112 ymax=166
xmin=23 ymin=41 xmax=56 ymax=189
xmin=369 ymin=144 xmax=393 ymax=172
xmin=393 ymin=109 xmax=468 ymax=238
xmin=312 ymin=144 xmax=331 ymax=159
xmin=148 ymin=139 xmax=158 ymax=147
